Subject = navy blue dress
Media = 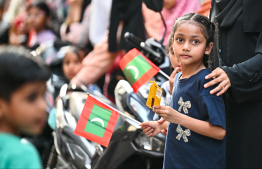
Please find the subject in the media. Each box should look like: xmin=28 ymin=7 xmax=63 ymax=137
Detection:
xmin=163 ymin=69 xmax=226 ymax=169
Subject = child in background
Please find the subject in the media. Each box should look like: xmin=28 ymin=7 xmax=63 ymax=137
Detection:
xmin=61 ymin=46 xmax=86 ymax=81
xmin=0 ymin=46 xmax=51 ymax=168
xmin=47 ymin=45 xmax=87 ymax=130
xmin=140 ymin=13 xmax=226 ymax=168
xmin=26 ymin=1 xmax=56 ymax=48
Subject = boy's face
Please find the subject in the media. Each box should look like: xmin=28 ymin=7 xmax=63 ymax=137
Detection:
xmin=0 ymin=82 xmax=47 ymax=135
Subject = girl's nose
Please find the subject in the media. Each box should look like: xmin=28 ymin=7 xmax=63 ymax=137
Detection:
xmin=182 ymin=42 xmax=191 ymax=52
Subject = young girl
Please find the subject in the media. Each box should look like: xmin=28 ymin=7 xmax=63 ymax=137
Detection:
xmin=26 ymin=1 xmax=56 ymax=47
xmin=140 ymin=13 xmax=226 ymax=169
xmin=62 ymin=46 xmax=86 ymax=81
xmin=0 ymin=46 xmax=51 ymax=168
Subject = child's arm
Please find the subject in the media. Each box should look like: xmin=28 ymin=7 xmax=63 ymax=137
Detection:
xmin=139 ymin=121 xmax=169 ymax=137
xmin=169 ymin=67 xmax=181 ymax=94
xmin=153 ymin=106 xmax=226 ymax=140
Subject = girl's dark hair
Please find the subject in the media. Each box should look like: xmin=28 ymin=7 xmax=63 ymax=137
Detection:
xmin=168 ymin=13 xmax=215 ymax=69
xmin=27 ymin=1 xmax=51 ymax=17
xmin=0 ymin=46 xmax=51 ymax=101
xmin=60 ymin=45 xmax=87 ymax=61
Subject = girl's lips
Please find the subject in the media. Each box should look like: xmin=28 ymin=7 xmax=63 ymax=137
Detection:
xmin=181 ymin=55 xmax=191 ymax=58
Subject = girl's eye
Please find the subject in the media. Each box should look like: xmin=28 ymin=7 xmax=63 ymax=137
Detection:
xmin=176 ymin=38 xmax=183 ymax=43
xmin=192 ymin=40 xmax=199 ymax=44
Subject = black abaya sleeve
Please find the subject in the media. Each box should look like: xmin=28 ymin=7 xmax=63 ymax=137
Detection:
xmin=222 ymin=31 xmax=262 ymax=104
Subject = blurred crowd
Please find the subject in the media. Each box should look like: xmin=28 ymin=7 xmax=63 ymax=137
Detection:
xmin=0 ymin=0 xmax=211 ymax=97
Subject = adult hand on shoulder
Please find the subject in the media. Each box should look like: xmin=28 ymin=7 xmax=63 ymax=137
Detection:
xmin=204 ymin=67 xmax=231 ymax=96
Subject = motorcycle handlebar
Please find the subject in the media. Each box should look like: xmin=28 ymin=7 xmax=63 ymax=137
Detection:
xmin=124 ymin=32 xmax=162 ymax=60
xmin=124 ymin=32 xmax=143 ymax=49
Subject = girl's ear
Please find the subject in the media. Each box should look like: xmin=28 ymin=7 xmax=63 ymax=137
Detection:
xmin=205 ymin=42 xmax=213 ymax=55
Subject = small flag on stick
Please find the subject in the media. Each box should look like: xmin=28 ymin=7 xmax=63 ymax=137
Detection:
xmin=74 ymin=94 xmax=119 ymax=147
xmin=119 ymin=48 xmax=160 ymax=93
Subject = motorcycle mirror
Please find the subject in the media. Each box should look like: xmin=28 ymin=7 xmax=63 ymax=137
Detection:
xmin=142 ymin=0 xmax=163 ymax=12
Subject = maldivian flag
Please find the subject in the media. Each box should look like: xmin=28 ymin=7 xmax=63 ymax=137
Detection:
xmin=119 ymin=48 xmax=160 ymax=93
xmin=74 ymin=95 xmax=119 ymax=147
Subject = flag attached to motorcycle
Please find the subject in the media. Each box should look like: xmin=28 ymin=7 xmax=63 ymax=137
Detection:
xmin=119 ymin=48 xmax=160 ymax=93
xmin=74 ymin=94 xmax=119 ymax=147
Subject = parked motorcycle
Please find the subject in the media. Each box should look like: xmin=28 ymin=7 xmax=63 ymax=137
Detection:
xmin=46 ymin=31 xmax=170 ymax=168
xmin=46 ymin=0 xmax=170 ymax=167
xmin=47 ymin=79 xmax=166 ymax=169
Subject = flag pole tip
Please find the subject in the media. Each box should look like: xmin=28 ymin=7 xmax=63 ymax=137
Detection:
xmin=87 ymin=93 xmax=90 ymax=96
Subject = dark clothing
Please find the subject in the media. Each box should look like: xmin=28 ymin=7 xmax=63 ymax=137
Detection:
xmin=108 ymin=0 xmax=146 ymax=52
xmin=0 ymin=21 xmax=9 ymax=44
xmin=164 ymin=69 xmax=226 ymax=169
xmin=211 ymin=0 xmax=262 ymax=168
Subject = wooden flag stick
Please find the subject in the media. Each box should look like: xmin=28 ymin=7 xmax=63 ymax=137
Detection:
xmin=118 ymin=110 xmax=141 ymax=125
xmin=159 ymin=70 xmax=170 ymax=80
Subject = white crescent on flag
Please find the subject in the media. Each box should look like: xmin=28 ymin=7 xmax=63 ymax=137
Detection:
xmin=90 ymin=118 xmax=105 ymax=127
xmin=127 ymin=65 xmax=139 ymax=79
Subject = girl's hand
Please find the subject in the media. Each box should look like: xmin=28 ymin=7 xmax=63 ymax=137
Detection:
xmin=157 ymin=118 xmax=168 ymax=136
xmin=161 ymin=129 xmax=167 ymax=136
xmin=204 ymin=67 xmax=231 ymax=96
xmin=139 ymin=121 xmax=162 ymax=137
xmin=169 ymin=67 xmax=181 ymax=94
xmin=153 ymin=106 xmax=181 ymax=124
xmin=157 ymin=117 xmax=165 ymax=124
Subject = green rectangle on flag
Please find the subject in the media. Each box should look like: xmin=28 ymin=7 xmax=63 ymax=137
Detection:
xmin=123 ymin=54 xmax=152 ymax=85
xmin=84 ymin=104 xmax=112 ymax=137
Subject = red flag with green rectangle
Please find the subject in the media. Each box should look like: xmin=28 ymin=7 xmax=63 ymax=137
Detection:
xmin=119 ymin=48 xmax=160 ymax=93
xmin=74 ymin=95 xmax=119 ymax=147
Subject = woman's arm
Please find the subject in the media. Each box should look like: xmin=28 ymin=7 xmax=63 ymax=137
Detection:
xmin=205 ymin=30 xmax=262 ymax=104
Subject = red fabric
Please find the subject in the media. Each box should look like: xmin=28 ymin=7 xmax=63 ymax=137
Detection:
xmin=119 ymin=48 xmax=160 ymax=93
xmin=74 ymin=95 xmax=119 ymax=147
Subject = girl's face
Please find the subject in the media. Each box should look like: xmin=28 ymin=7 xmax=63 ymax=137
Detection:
xmin=173 ymin=23 xmax=212 ymax=68
xmin=26 ymin=7 xmax=48 ymax=32
xmin=0 ymin=82 xmax=47 ymax=135
xmin=63 ymin=52 xmax=83 ymax=80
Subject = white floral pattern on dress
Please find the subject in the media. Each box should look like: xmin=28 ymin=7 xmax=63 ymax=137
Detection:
xmin=176 ymin=124 xmax=191 ymax=142
xmin=178 ymin=97 xmax=191 ymax=114
xmin=176 ymin=97 xmax=191 ymax=142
